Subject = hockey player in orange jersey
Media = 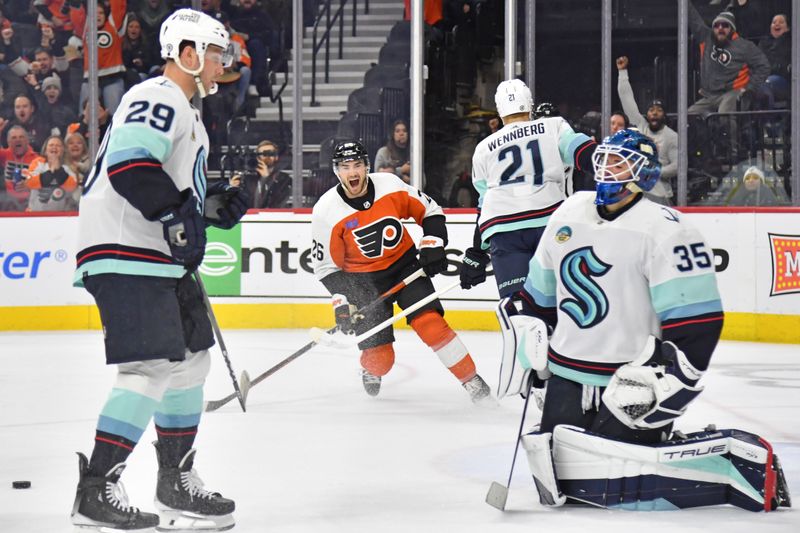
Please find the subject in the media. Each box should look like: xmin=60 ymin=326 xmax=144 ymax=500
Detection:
xmin=311 ymin=141 xmax=491 ymax=401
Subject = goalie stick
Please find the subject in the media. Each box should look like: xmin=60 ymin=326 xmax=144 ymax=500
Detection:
xmin=196 ymin=273 xmax=247 ymax=413
xmin=486 ymin=372 xmax=536 ymax=511
xmin=204 ymin=268 xmax=428 ymax=412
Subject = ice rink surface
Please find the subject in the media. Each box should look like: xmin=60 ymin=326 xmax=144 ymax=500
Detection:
xmin=1 ymin=329 xmax=798 ymax=532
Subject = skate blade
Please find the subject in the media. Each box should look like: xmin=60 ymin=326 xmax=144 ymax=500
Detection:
xmin=486 ymin=481 xmax=509 ymax=510
xmin=73 ymin=524 xmax=156 ymax=533
xmin=155 ymin=509 xmax=234 ymax=532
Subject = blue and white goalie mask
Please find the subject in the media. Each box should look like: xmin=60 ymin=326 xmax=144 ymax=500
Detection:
xmin=591 ymin=129 xmax=662 ymax=205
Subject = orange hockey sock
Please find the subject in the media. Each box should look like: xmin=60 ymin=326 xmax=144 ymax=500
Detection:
xmin=360 ymin=344 xmax=395 ymax=377
xmin=410 ymin=311 xmax=476 ymax=383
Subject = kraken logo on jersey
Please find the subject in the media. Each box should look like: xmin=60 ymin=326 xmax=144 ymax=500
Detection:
xmin=353 ymin=216 xmax=404 ymax=258
xmin=559 ymin=247 xmax=612 ymax=328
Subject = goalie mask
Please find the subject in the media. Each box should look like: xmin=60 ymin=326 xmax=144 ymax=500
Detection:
xmin=592 ymin=129 xmax=661 ymax=206
xmin=159 ymin=9 xmax=232 ymax=97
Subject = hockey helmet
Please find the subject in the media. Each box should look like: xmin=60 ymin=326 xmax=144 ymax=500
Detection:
xmin=332 ymin=140 xmax=370 ymax=180
xmin=533 ymin=102 xmax=558 ymax=120
xmin=494 ymin=79 xmax=533 ymax=118
xmin=159 ymin=9 xmax=231 ymax=96
xmin=592 ymin=128 xmax=661 ymax=206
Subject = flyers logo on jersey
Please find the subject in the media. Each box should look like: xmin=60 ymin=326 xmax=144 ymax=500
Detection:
xmin=353 ymin=216 xmax=404 ymax=258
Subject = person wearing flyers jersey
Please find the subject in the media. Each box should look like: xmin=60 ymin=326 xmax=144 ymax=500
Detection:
xmin=311 ymin=141 xmax=491 ymax=402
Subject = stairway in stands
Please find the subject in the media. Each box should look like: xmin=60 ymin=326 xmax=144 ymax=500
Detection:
xmin=256 ymin=1 xmax=403 ymax=126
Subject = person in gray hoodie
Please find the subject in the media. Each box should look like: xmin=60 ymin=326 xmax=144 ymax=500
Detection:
xmin=616 ymin=55 xmax=678 ymax=205
xmin=688 ymin=5 xmax=770 ymax=114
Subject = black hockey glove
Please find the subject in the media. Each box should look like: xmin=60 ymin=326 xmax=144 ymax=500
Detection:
xmin=418 ymin=236 xmax=447 ymax=277
xmin=331 ymin=293 xmax=359 ymax=335
xmin=460 ymin=246 xmax=490 ymax=289
xmin=204 ymin=181 xmax=250 ymax=229
xmin=159 ymin=189 xmax=207 ymax=272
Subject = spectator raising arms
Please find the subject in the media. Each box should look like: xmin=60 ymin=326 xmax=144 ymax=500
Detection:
xmin=616 ymin=55 xmax=678 ymax=204
xmin=25 ymin=134 xmax=79 ymax=211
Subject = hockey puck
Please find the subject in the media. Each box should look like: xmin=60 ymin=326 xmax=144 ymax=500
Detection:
xmin=12 ymin=481 xmax=31 ymax=489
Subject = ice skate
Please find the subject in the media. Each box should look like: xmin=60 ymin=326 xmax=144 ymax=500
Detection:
xmin=463 ymin=374 xmax=492 ymax=404
xmin=71 ymin=452 xmax=159 ymax=532
xmin=154 ymin=444 xmax=235 ymax=531
xmin=361 ymin=369 xmax=382 ymax=397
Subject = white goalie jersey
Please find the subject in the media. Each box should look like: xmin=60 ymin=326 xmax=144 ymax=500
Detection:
xmin=523 ymin=192 xmax=723 ymax=387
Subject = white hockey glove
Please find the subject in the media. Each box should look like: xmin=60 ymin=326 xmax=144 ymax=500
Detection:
xmin=603 ymin=335 xmax=704 ymax=430
xmin=496 ymin=296 xmax=552 ymax=400
xmin=331 ymin=294 xmax=361 ymax=335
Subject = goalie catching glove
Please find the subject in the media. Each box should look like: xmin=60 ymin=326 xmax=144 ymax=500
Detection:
xmin=496 ymin=295 xmax=552 ymax=399
xmin=603 ymin=335 xmax=704 ymax=430
xmin=331 ymin=294 xmax=361 ymax=335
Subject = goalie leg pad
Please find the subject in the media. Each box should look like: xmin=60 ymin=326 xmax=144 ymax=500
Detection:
xmin=551 ymin=424 xmax=791 ymax=512
xmin=520 ymin=430 xmax=567 ymax=507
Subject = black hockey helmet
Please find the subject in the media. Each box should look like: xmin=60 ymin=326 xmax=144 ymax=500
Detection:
xmin=332 ymin=140 xmax=370 ymax=178
xmin=533 ymin=102 xmax=558 ymax=120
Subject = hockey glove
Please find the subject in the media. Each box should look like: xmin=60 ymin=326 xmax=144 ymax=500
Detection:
xmin=204 ymin=181 xmax=250 ymax=229
xmin=496 ymin=295 xmax=551 ymax=400
xmin=418 ymin=236 xmax=447 ymax=277
xmin=332 ymin=293 xmax=360 ymax=335
xmin=603 ymin=335 xmax=704 ymax=430
xmin=460 ymin=246 xmax=490 ymax=289
xmin=159 ymin=189 xmax=207 ymax=272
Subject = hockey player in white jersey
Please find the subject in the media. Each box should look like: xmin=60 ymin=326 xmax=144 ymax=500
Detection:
xmin=494 ymin=129 xmax=790 ymax=512
xmin=459 ymin=79 xmax=596 ymax=298
xmin=71 ymin=9 xmax=249 ymax=531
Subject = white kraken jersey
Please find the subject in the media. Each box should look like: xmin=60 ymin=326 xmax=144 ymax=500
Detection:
xmin=74 ymin=77 xmax=209 ymax=285
xmin=471 ymin=117 xmax=591 ymax=246
xmin=311 ymin=172 xmax=442 ymax=280
xmin=524 ymin=192 xmax=723 ymax=386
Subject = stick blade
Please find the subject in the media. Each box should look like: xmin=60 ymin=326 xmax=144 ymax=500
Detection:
xmin=204 ymin=392 xmax=236 ymax=412
xmin=308 ymin=327 xmax=353 ymax=349
xmin=486 ymin=481 xmax=509 ymax=511
xmin=239 ymin=370 xmax=251 ymax=406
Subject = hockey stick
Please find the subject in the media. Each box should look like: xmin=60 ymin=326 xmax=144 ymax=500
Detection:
xmin=310 ymin=278 xmax=461 ymax=349
xmin=195 ymin=274 xmax=247 ymax=413
xmin=486 ymin=373 xmax=536 ymax=511
xmin=204 ymin=268 xmax=428 ymax=412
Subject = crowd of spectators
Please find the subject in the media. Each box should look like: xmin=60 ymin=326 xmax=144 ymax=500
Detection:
xmin=0 ymin=0 xmax=292 ymax=211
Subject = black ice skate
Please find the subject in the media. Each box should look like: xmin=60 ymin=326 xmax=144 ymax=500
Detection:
xmin=463 ymin=374 xmax=492 ymax=403
xmin=71 ymin=452 xmax=160 ymax=532
xmin=361 ymin=369 xmax=381 ymax=396
xmin=154 ymin=443 xmax=235 ymax=531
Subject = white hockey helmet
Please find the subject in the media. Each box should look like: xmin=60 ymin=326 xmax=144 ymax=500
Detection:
xmin=159 ymin=9 xmax=231 ymax=96
xmin=495 ymin=79 xmax=533 ymax=118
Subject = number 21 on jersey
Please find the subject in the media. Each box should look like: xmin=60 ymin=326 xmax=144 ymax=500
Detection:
xmin=498 ymin=139 xmax=544 ymax=186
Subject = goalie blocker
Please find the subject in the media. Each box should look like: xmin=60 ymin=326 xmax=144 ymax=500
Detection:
xmin=521 ymin=424 xmax=791 ymax=512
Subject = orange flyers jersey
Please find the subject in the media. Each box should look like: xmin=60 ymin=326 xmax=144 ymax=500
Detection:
xmin=312 ymin=172 xmax=443 ymax=279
